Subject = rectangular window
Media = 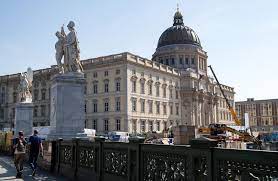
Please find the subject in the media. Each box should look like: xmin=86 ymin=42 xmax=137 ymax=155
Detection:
xmin=104 ymin=102 xmax=109 ymax=112
xmin=170 ymin=105 xmax=173 ymax=115
xmin=156 ymin=121 xmax=160 ymax=131
xmin=41 ymin=89 xmax=46 ymax=100
xmin=0 ymin=108 xmax=4 ymax=119
xmin=132 ymin=120 xmax=137 ymax=133
xmin=93 ymin=72 xmax=98 ymax=78
xmin=163 ymin=104 xmax=167 ymax=115
xmin=171 ymin=58 xmax=175 ymax=65
xmin=93 ymin=119 xmax=97 ymax=130
xmin=116 ymin=98 xmax=121 ymax=111
xmin=176 ymin=104 xmax=179 ymax=115
xmin=141 ymin=83 xmax=145 ymax=94
xmin=163 ymin=87 xmax=166 ymax=98
xmin=156 ymin=86 xmax=159 ymax=97
xmin=185 ymin=58 xmax=189 ymax=64
xmin=116 ymin=69 xmax=120 ymax=75
xmin=41 ymin=105 xmax=46 ymax=117
xmin=104 ymin=71 xmax=108 ymax=76
xmin=170 ymin=89 xmax=173 ymax=99
xmin=93 ymin=102 xmax=98 ymax=112
xmin=93 ymin=84 xmax=98 ymax=94
xmin=179 ymin=57 xmax=183 ymax=64
xmin=132 ymin=99 xmax=137 ymax=112
xmin=140 ymin=120 xmax=145 ymax=133
xmin=191 ymin=58 xmax=195 ymax=65
xmin=116 ymin=119 xmax=121 ymax=131
xmin=104 ymin=119 xmax=109 ymax=131
xmin=156 ymin=103 xmax=160 ymax=114
xmin=149 ymin=84 xmax=152 ymax=95
xmin=176 ymin=90 xmax=179 ymax=99
xmin=132 ymin=81 xmax=136 ymax=93
xmin=141 ymin=100 xmax=145 ymax=113
xmin=104 ymin=83 xmax=109 ymax=93
xmin=84 ymin=102 xmax=87 ymax=113
xmin=148 ymin=101 xmax=153 ymax=113
xmin=116 ymin=82 xmax=121 ymax=92
xmin=149 ymin=121 xmax=153 ymax=132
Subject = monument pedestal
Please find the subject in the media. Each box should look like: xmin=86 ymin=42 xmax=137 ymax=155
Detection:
xmin=48 ymin=72 xmax=88 ymax=140
xmin=14 ymin=102 xmax=33 ymax=137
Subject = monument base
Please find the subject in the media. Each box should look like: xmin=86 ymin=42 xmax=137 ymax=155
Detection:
xmin=15 ymin=102 xmax=33 ymax=138
xmin=48 ymin=72 xmax=88 ymax=141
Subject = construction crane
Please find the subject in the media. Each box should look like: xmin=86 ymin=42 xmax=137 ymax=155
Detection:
xmin=198 ymin=65 xmax=261 ymax=147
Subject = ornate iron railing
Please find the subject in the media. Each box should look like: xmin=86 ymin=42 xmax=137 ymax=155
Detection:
xmin=52 ymin=138 xmax=278 ymax=181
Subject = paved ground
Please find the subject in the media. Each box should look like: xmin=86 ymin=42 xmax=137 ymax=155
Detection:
xmin=0 ymin=156 xmax=68 ymax=181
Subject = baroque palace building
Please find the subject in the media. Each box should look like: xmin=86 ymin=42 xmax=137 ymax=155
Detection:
xmin=236 ymin=98 xmax=278 ymax=130
xmin=0 ymin=9 xmax=235 ymax=133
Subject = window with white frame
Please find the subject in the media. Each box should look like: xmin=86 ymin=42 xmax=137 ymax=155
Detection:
xmin=156 ymin=121 xmax=160 ymax=131
xmin=156 ymin=102 xmax=160 ymax=114
xmin=116 ymin=81 xmax=121 ymax=92
xmin=148 ymin=82 xmax=152 ymax=95
xmin=141 ymin=99 xmax=145 ymax=113
xmin=93 ymin=72 xmax=98 ymax=78
xmin=176 ymin=104 xmax=179 ymax=115
xmin=132 ymin=98 xmax=137 ymax=112
xmin=163 ymin=86 xmax=166 ymax=98
xmin=116 ymin=119 xmax=121 ymax=131
xmin=116 ymin=98 xmax=121 ymax=111
xmin=149 ymin=121 xmax=153 ymax=132
xmin=140 ymin=82 xmax=145 ymax=94
xmin=93 ymin=119 xmax=97 ymax=130
xmin=104 ymin=100 xmax=109 ymax=112
xmin=156 ymin=85 xmax=160 ymax=97
xmin=132 ymin=120 xmax=137 ymax=133
xmin=104 ymin=119 xmax=109 ymax=131
xmin=140 ymin=120 xmax=145 ymax=133
xmin=104 ymin=71 xmax=108 ymax=76
xmin=170 ymin=104 xmax=173 ymax=115
xmin=163 ymin=104 xmax=167 ymax=115
xmin=148 ymin=101 xmax=153 ymax=113
xmin=93 ymin=101 xmax=98 ymax=112
xmin=169 ymin=88 xmax=173 ymax=99
xmin=93 ymin=84 xmax=98 ymax=94
xmin=132 ymin=81 xmax=136 ymax=93
xmin=104 ymin=82 xmax=109 ymax=93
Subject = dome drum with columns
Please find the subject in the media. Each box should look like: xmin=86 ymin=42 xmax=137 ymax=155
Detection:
xmin=152 ymin=9 xmax=207 ymax=76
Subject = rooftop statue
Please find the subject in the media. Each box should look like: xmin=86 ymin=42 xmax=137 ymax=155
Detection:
xmin=55 ymin=21 xmax=83 ymax=73
xmin=18 ymin=67 xmax=33 ymax=103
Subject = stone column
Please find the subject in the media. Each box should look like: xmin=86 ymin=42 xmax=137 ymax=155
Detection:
xmin=14 ymin=102 xmax=33 ymax=137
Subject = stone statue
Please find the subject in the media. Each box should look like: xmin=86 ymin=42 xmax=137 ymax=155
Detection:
xmin=18 ymin=67 xmax=33 ymax=102
xmin=55 ymin=30 xmax=65 ymax=73
xmin=55 ymin=21 xmax=83 ymax=73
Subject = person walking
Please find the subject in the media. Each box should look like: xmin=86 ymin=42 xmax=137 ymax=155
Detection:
xmin=13 ymin=131 xmax=27 ymax=178
xmin=28 ymin=130 xmax=43 ymax=176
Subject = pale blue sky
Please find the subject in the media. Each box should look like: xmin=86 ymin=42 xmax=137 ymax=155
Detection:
xmin=0 ymin=1 xmax=277 ymax=101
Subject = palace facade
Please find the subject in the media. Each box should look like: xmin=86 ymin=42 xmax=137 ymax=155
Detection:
xmin=0 ymin=9 xmax=235 ymax=133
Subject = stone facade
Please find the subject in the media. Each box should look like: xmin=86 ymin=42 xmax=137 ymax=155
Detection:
xmin=0 ymin=9 xmax=235 ymax=133
xmin=236 ymin=98 xmax=278 ymax=127
xmin=0 ymin=52 xmax=234 ymax=133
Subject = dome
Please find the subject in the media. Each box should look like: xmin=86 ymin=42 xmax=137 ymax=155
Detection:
xmin=157 ymin=10 xmax=201 ymax=48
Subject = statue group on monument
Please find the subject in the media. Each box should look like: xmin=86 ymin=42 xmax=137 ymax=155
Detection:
xmin=55 ymin=21 xmax=83 ymax=73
